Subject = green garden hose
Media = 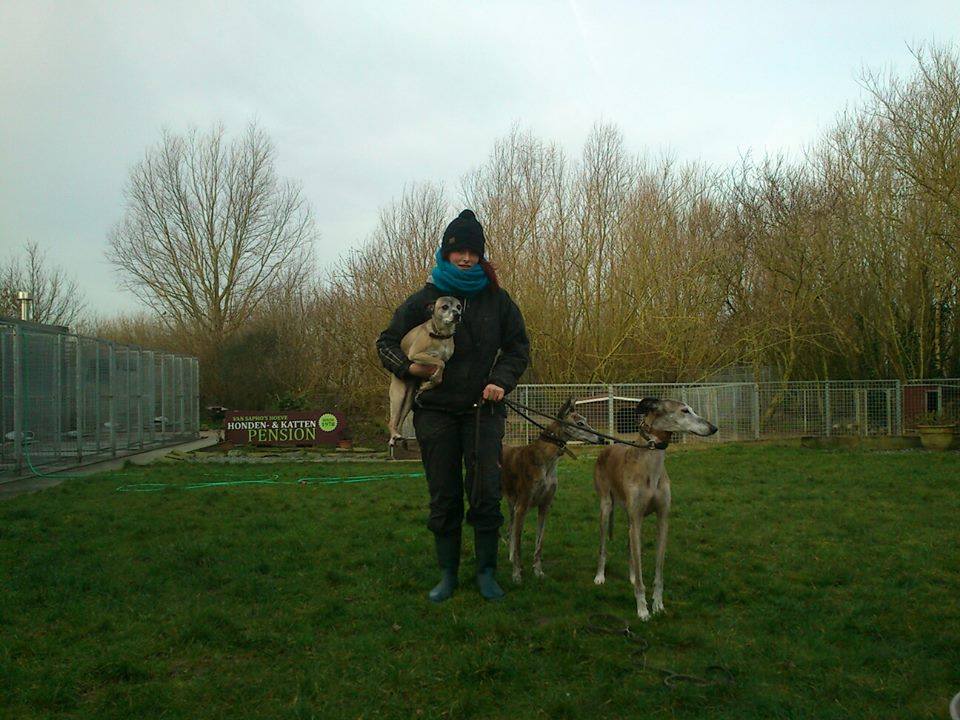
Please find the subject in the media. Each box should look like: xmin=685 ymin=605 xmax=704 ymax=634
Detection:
xmin=115 ymin=471 xmax=423 ymax=492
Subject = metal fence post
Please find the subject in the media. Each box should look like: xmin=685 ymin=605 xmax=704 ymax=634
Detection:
xmin=885 ymin=388 xmax=892 ymax=436
xmin=125 ymin=347 xmax=132 ymax=450
xmin=192 ymin=358 xmax=199 ymax=435
xmin=12 ymin=325 xmax=23 ymax=474
xmin=894 ymin=379 xmax=902 ymax=435
xmin=147 ymin=352 xmax=155 ymax=444
xmin=178 ymin=357 xmax=186 ymax=435
xmin=75 ymin=338 xmax=83 ymax=462
xmin=713 ymin=391 xmax=720 ymax=442
xmin=109 ymin=344 xmax=117 ymax=457
xmin=522 ymin=385 xmax=530 ymax=444
xmin=55 ymin=333 xmax=63 ymax=461
xmin=160 ymin=355 xmax=167 ymax=437
xmin=752 ymin=383 xmax=760 ymax=440
xmin=824 ymin=381 xmax=831 ymax=437
xmin=94 ymin=343 xmax=101 ymax=454
xmin=802 ymin=388 xmax=809 ymax=435
xmin=854 ymin=389 xmax=863 ymax=437
xmin=136 ymin=349 xmax=144 ymax=449
xmin=680 ymin=385 xmax=689 ymax=444
xmin=172 ymin=356 xmax=179 ymax=435
xmin=607 ymin=385 xmax=615 ymax=439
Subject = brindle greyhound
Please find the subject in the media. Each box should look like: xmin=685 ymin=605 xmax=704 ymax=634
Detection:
xmin=593 ymin=397 xmax=717 ymax=620
xmin=501 ymin=398 xmax=602 ymax=584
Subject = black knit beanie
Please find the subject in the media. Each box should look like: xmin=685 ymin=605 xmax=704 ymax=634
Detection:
xmin=441 ymin=209 xmax=486 ymax=259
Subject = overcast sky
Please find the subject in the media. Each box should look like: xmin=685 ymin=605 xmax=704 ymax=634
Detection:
xmin=2 ymin=0 xmax=958 ymax=318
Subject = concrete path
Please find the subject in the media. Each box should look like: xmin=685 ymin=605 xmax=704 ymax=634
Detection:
xmin=0 ymin=431 xmax=220 ymax=501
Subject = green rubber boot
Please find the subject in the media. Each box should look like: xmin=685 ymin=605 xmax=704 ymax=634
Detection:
xmin=428 ymin=532 xmax=461 ymax=603
xmin=474 ymin=528 xmax=505 ymax=601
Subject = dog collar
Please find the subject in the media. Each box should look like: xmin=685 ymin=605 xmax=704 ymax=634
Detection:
xmin=639 ymin=422 xmax=669 ymax=450
xmin=429 ymin=331 xmax=453 ymax=339
xmin=539 ymin=431 xmax=566 ymax=448
xmin=539 ymin=431 xmax=577 ymax=458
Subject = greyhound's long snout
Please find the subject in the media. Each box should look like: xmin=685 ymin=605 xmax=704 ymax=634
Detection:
xmin=705 ymin=422 xmax=718 ymax=436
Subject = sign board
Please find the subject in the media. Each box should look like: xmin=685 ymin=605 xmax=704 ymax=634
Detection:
xmin=224 ymin=411 xmax=346 ymax=446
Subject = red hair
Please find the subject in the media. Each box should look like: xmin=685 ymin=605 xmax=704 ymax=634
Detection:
xmin=480 ymin=259 xmax=500 ymax=291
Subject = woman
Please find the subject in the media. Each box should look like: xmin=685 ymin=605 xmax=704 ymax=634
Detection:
xmin=377 ymin=209 xmax=530 ymax=602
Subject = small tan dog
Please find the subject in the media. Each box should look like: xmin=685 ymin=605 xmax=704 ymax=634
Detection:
xmin=387 ymin=296 xmax=462 ymax=445
xmin=501 ymin=398 xmax=601 ymax=583
xmin=593 ymin=397 xmax=717 ymax=620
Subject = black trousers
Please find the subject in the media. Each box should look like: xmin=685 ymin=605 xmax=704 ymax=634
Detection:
xmin=413 ymin=406 xmax=505 ymax=536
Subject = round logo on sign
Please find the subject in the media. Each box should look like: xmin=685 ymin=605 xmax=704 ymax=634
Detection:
xmin=318 ymin=413 xmax=338 ymax=432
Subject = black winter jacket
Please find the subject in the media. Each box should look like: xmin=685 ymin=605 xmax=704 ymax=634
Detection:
xmin=377 ymin=282 xmax=530 ymax=414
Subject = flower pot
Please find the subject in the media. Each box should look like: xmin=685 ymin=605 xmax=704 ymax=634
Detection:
xmin=916 ymin=424 xmax=957 ymax=451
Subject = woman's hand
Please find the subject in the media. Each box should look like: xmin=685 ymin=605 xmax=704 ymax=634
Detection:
xmin=409 ymin=363 xmax=436 ymax=379
xmin=482 ymin=384 xmax=505 ymax=402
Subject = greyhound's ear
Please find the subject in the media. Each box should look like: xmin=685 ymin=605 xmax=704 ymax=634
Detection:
xmin=635 ymin=397 xmax=660 ymax=417
xmin=559 ymin=397 xmax=574 ymax=416
xmin=424 ymin=302 xmax=435 ymax=315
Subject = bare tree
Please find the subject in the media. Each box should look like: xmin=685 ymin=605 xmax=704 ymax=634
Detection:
xmin=317 ymin=184 xmax=449 ymax=422
xmin=107 ymin=123 xmax=316 ymax=342
xmin=0 ymin=241 xmax=87 ymax=326
xmin=862 ymin=44 xmax=960 ymax=250
xmin=860 ymin=43 xmax=960 ymax=377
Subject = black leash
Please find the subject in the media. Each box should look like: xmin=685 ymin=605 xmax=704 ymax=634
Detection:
xmin=470 ymin=401 xmax=483 ymax=508
xmin=584 ymin=614 xmax=735 ymax=688
xmin=503 ymin=398 xmax=667 ymax=450
xmin=503 ymin=398 xmax=577 ymax=456
xmin=471 ymin=391 xmax=664 ymax=505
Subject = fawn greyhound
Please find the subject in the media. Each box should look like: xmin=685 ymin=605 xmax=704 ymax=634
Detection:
xmin=501 ymin=398 xmax=601 ymax=583
xmin=593 ymin=397 xmax=717 ymax=620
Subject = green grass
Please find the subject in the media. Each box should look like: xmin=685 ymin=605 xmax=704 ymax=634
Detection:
xmin=1 ymin=445 xmax=958 ymax=719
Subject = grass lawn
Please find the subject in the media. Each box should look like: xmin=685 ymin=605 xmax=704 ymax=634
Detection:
xmin=1 ymin=444 xmax=958 ymax=719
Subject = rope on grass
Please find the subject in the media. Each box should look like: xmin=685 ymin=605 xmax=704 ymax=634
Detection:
xmin=115 ymin=471 xmax=424 ymax=493
xmin=583 ymin=613 xmax=735 ymax=688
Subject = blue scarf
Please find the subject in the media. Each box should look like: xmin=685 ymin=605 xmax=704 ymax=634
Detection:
xmin=430 ymin=248 xmax=489 ymax=296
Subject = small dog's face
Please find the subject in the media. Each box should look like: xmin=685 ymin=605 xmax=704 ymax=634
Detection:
xmin=430 ymin=296 xmax=463 ymax=329
xmin=558 ymin=397 xmax=603 ymax=443
xmin=636 ymin=397 xmax=718 ymax=437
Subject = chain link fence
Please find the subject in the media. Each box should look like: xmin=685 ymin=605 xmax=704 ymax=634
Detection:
xmin=1 ymin=318 xmax=199 ymax=479
xmin=504 ymin=379 xmax=960 ymax=446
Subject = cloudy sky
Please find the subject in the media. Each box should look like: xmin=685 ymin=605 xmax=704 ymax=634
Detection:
xmin=1 ymin=0 xmax=958 ymax=317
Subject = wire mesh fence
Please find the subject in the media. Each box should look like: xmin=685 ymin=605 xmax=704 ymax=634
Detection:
xmin=504 ymin=383 xmax=756 ymax=446
xmin=503 ymin=379 xmax=960 ymax=446
xmin=1 ymin=318 xmax=200 ymax=479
